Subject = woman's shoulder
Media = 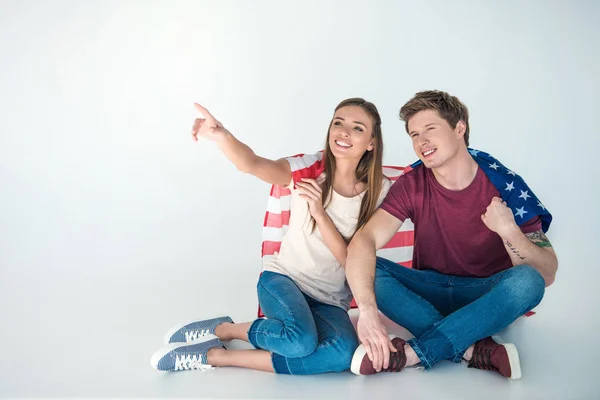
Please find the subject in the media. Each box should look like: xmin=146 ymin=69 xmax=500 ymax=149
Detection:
xmin=381 ymin=176 xmax=393 ymax=194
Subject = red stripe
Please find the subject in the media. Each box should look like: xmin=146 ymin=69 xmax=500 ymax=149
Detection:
xmin=261 ymin=241 xmax=281 ymax=256
xmin=291 ymin=159 xmax=325 ymax=185
xmin=381 ymin=231 xmax=414 ymax=249
xmin=270 ymin=185 xmax=291 ymax=199
xmin=383 ymin=166 xmax=405 ymax=171
xmin=263 ymin=211 xmax=291 ymax=228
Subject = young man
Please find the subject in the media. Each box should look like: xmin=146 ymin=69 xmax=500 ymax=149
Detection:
xmin=345 ymin=90 xmax=557 ymax=379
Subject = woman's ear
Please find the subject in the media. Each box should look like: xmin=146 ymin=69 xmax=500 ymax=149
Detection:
xmin=367 ymin=140 xmax=374 ymax=151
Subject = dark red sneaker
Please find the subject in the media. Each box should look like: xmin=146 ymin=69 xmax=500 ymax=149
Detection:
xmin=350 ymin=337 xmax=407 ymax=376
xmin=468 ymin=336 xmax=521 ymax=379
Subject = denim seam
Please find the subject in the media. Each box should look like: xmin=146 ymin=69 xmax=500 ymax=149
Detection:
xmin=447 ymin=279 xmax=455 ymax=313
xmin=415 ymin=319 xmax=464 ymax=367
xmin=256 ymin=279 xmax=296 ymax=324
xmin=379 ymin=262 xmax=448 ymax=288
xmin=408 ymin=338 xmax=432 ymax=369
xmin=450 ymin=270 xmax=511 ymax=289
xmin=452 ymin=350 xmax=465 ymax=363
xmin=311 ymin=309 xmax=341 ymax=348
xmin=250 ymin=280 xmax=300 ymax=349
xmin=285 ymin=353 xmax=307 ymax=375
xmin=247 ymin=319 xmax=263 ymax=348
xmin=271 ymin=353 xmax=287 ymax=374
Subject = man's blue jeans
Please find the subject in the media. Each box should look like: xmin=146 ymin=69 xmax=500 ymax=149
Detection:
xmin=248 ymin=271 xmax=358 ymax=374
xmin=375 ymin=257 xmax=545 ymax=369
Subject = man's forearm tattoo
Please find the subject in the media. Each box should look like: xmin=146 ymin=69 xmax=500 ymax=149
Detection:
xmin=525 ymin=231 xmax=553 ymax=248
xmin=504 ymin=240 xmax=526 ymax=260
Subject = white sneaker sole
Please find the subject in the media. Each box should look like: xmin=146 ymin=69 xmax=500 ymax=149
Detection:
xmin=350 ymin=344 xmax=368 ymax=375
xmin=350 ymin=335 xmax=399 ymax=376
xmin=491 ymin=335 xmax=522 ymax=380
xmin=151 ymin=334 xmax=219 ymax=370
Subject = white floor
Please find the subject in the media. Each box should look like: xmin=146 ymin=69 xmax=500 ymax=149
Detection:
xmin=1 ymin=262 xmax=597 ymax=400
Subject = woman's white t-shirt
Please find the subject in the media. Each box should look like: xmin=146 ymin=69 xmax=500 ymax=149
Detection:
xmin=263 ymin=174 xmax=392 ymax=310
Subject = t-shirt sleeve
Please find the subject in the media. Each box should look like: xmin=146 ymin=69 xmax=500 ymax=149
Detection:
xmin=284 ymin=152 xmax=325 ymax=188
xmin=380 ymin=177 xmax=412 ymax=222
xmin=519 ymin=215 xmax=542 ymax=234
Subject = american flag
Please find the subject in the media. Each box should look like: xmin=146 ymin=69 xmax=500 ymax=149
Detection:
xmin=410 ymin=148 xmax=552 ymax=233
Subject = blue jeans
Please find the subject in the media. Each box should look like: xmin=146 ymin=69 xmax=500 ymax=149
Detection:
xmin=247 ymin=271 xmax=359 ymax=375
xmin=375 ymin=257 xmax=545 ymax=369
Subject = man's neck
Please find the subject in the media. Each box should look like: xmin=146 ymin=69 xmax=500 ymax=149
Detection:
xmin=431 ymin=148 xmax=479 ymax=191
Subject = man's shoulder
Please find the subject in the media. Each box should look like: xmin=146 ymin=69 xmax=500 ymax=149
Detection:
xmin=392 ymin=163 xmax=426 ymax=187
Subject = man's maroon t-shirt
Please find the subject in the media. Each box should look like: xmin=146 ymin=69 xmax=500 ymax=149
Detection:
xmin=380 ymin=165 xmax=541 ymax=277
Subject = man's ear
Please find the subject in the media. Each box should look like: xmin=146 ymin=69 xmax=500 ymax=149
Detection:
xmin=455 ymin=120 xmax=466 ymax=140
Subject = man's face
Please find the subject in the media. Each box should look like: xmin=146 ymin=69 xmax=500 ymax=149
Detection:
xmin=407 ymin=109 xmax=465 ymax=169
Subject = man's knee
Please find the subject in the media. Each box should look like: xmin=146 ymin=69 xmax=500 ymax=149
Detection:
xmin=502 ymin=265 xmax=545 ymax=309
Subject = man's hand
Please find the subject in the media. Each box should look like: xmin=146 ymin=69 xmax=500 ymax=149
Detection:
xmin=481 ymin=197 xmax=520 ymax=238
xmin=356 ymin=308 xmax=397 ymax=371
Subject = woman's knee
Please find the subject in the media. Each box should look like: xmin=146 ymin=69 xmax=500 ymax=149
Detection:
xmin=278 ymin=326 xmax=318 ymax=358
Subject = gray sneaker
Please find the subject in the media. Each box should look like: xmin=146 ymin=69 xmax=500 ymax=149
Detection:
xmin=164 ymin=316 xmax=233 ymax=344
xmin=150 ymin=335 xmax=225 ymax=371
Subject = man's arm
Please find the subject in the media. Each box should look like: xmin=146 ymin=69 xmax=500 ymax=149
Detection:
xmin=346 ymin=208 xmax=403 ymax=371
xmin=482 ymin=197 xmax=558 ymax=286
xmin=501 ymin=229 xmax=558 ymax=286
xmin=347 ymin=209 xmax=403 ymax=310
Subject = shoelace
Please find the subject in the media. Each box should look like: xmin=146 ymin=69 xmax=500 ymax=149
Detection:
xmin=383 ymin=349 xmax=406 ymax=372
xmin=174 ymin=354 xmax=213 ymax=371
xmin=185 ymin=329 xmax=210 ymax=342
xmin=468 ymin=347 xmax=495 ymax=371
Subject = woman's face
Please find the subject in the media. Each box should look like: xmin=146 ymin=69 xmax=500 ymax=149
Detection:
xmin=328 ymin=105 xmax=374 ymax=160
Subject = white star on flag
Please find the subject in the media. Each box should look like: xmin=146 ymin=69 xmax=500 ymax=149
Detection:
xmin=519 ymin=190 xmax=531 ymax=201
xmin=489 ymin=162 xmax=499 ymax=170
xmin=514 ymin=207 xmax=528 ymax=218
xmin=507 ymin=169 xmax=516 ymax=176
xmin=505 ymin=181 xmax=515 ymax=192
xmin=469 ymin=149 xmax=480 ymax=156
xmin=537 ymin=201 xmax=545 ymax=210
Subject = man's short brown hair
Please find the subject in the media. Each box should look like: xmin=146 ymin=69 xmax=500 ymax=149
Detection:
xmin=399 ymin=90 xmax=470 ymax=146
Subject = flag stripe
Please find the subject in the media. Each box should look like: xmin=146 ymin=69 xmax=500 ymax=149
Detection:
xmin=261 ymin=241 xmax=282 ymax=256
xmin=381 ymin=231 xmax=414 ymax=249
xmin=262 ymin=226 xmax=289 ymax=242
xmin=263 ymin=211 xmax=291 ymax=229
xmin=376 ymin=246 xmax=413 ymax=263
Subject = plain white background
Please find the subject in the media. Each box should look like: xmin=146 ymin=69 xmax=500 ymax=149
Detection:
xmin=1 ymin=0 xmax=599 ymax=398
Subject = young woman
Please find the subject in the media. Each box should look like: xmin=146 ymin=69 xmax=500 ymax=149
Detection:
xmin=151 ymin=98 xmax=392 ymax=375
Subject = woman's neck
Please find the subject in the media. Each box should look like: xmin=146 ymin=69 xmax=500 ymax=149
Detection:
xmin=332 ymin=158 xmax=365 ymax=197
